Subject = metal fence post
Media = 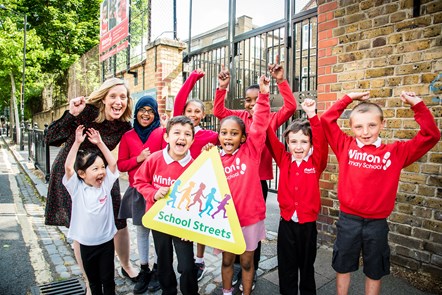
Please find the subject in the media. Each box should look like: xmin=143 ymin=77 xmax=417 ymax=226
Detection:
xmin=27 ymin=123 xmax=32 ymax=160
xmin=44 ymin=123 xmax=50 ymax=183
xmin=33 ymin=124 xmax=38 ymax=168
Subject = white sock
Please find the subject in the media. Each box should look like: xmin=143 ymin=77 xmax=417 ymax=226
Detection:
xmin=195 ymin=257 xmax=204 ymax=264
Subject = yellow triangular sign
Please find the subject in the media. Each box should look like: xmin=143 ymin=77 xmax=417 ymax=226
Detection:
xmin=142 ymin=147 xmax=246 ymax=254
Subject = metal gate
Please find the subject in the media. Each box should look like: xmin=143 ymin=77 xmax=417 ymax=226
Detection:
xmin=185 ymin=1 xmax=318 ymax=192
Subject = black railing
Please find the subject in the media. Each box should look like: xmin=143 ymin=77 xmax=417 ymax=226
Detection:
xmin=28 ymin=124 xmax=50 ymax=182
xmin=185 ymin=5 xmax=318 ymax=193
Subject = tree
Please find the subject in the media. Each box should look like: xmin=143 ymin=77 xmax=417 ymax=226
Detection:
xmin=0 ymin=0 xmax=103 ymax=117
xmin=0 ymin=14 xmax=46 ymax=133
xmin=24 ymin=0 xmax=102 ymax=73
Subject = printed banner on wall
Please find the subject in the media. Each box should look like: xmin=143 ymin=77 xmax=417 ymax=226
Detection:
xmin=99 ymin=0 xmax=129 ymax=57
xmin=142 ymin=148 xmax=246 ymax=255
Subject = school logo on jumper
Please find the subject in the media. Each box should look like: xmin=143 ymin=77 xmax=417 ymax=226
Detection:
xmin=347 ymin=149 xmax=392 ymax=170
xmin=304 ymin=168 xmax=316 ymax=174
xmin=224 ymin=158 xmax=247 ymax=180
xmin=142 ymin=148 xmax=246 ymax=254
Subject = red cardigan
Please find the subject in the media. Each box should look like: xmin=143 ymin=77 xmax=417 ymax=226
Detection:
xmin=117 ymin=128 xmax=164 ymax=186
xmin=321 ymin=95 xmax=440 ymax=218
xmin=213 ymin=80 xmax=297 ymax=180
xmin=266 ymin=115 xmax=328 ymax=223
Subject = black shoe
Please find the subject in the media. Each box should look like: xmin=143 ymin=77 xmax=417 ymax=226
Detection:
xmin=148 ymin=267 xmax=161 ymax=292
xmin=195 ymin=262 xmax=206 ymax=281
xmin=121 ymin=267 xmax=138 ymax=282
xmin=232 ymin=263 xmax=241 ymax=286
xmin=133 ymin=268 xmax=151 ymax=294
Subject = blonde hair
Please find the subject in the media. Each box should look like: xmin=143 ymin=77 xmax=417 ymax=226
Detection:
xmin=350 ymin=102 xmax=383 ymax=125
xmin=86 ymin=77 xmax=133 ymax=123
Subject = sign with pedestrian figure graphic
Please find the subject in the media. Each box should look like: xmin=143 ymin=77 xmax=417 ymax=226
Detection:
xmin=142 ymin=148 xmax=246 ymax=254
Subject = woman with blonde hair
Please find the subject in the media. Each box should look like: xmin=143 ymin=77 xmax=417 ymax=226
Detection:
xmin=45 ymin=77 xmax=138 ymax=294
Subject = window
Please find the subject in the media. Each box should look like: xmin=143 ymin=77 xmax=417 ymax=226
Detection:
xmin=301 ymin=67 xmax=308 ymax=90
xmin=302 ymin=23 xmax=312 ymax=49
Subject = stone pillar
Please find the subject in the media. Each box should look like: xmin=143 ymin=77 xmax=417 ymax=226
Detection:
xmin=144 ymin=39 xmax=186 ymax=114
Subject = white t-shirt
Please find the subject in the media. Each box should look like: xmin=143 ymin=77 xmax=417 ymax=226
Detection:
xmin=63 ymin=167 xmax=119 ymax=246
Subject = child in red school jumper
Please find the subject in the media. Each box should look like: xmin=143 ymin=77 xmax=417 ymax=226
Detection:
xmin=213 ymin=56 xmax=297 ymax=289
xmin=133 ymin=116 xmax=199 ymax=295
xmin=321 ymin=91 xmax=440 ymax=295
xmin=266 ymin=99 xmax=328 ymax=295
xmin=167 ymin=68 xmax=219 ymax=280
xmin=117 ymin=96 xmax=164 ymax=293
xmin=204 ymin=71 xmax=271 ymax=295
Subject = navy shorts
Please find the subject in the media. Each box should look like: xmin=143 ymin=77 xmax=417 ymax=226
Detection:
xmin=332 ymin=211 xmax=390 ymax=280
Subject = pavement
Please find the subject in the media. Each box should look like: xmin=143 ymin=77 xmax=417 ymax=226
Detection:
xmin=1 ymin=133 xmax=436 ymax=295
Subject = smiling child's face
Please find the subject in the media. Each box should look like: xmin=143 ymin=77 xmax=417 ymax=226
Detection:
xmin=218 ymin=118 xmax=246 ymax=155
xmin=287 ymin=130 xmax=312 ymax=161
xmin=350 ymin=111 xmax=384 ymax=146
xmin=244 ymin=88 xmax=258 ymax=116
xmin=184 ymin=101 xmax=205 ymax=127
xmin=78 ymin=157 xmax=107 ymax=188
xmin=164 ymin=123 xmax=194 ymax=161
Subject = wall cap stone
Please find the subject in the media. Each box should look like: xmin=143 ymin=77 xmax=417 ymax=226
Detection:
xmin=146 ymin=38 xmax=187 ymax=51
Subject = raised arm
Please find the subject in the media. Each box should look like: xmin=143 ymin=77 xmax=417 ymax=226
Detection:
xmin=46 ymin=97 xmax=88 ymax=146
xmin=213 ymin=66 xmax=244 ymax=119
xmin=302 ymin=99 xmax=328 ymax=174
xmin=399 ymin=92 xmax=440 ymax=166
xmin=87 ymin=128 xmax=117 ymax=173
xmin=265 ymin=126 xmax=286 ymax=167
xmin=248 ymin=75 xmax=271 ymax=155
xmin=270 ymin=81 xmax=297 ymax=130
xmin=173 ymin=69 xmax=205 ymax=116
xmin=268 ymin=55 xmax=297 ymax=130
xmin=65 ymin=125 xmax=86 ymax=180
xmin=320 ymin=92 xmax=368 ymax=157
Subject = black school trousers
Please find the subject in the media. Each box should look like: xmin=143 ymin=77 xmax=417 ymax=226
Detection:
xmin=277 ymin=219 xmax=317 ymax=295
xmin=152 ymin=230 xmax=199 ymax=295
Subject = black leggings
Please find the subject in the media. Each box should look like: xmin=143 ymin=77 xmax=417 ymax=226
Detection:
xmin=80 ymin=239 xmax=115 ymax=295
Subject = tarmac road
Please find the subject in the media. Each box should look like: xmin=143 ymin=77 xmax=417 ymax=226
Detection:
xmin=0 ymin=143 xmax=36 ymax=294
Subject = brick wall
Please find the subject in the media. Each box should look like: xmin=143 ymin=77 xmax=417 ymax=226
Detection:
xmin=317 ymin=0 xmax=442 ymax=285
xmin=122 ymin=38 xmax=187 ymax=114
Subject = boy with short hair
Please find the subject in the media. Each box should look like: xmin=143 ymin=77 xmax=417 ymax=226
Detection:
xmin=133 ymin=116 xmax=199 ymax=295
xmin=321 ymin=91 xmax=440 ymax=295
xmin=266 ymin=98 xmax=328 ymax=294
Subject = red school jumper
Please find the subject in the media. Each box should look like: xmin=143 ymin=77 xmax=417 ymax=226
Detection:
xmin=321 ymin=96 xmax=440 ymax=219
xmin=216 ymin=88 xmax=270 ymax=226
xmin=160 ymin=70 xmax=218 ymax=158
xmin=266 ymin=115 xmax=328 ymax=223
xmin=213 ymin=80 xmax=297 ymax=180
xmin=133 ymin=148 xmax=193 ymax=212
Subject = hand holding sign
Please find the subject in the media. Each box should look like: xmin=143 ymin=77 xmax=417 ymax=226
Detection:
xmin=142 ymin=148 xmax=246 ymax=254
